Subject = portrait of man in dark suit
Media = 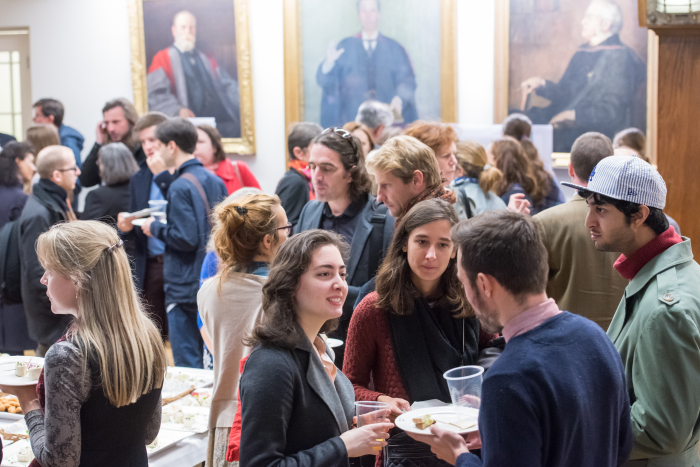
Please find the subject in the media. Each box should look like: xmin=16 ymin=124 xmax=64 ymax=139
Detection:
xmin=316 ymin=0 xmax=418 ymax=128
xmin=513 ymin=0 xmax=646 ymax=152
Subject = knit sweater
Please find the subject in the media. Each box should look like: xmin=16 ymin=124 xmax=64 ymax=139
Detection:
xmin=456 ymin=312 xmax=633 ymax=467
xmin=344 ymin=292 xmax=494 ymax=403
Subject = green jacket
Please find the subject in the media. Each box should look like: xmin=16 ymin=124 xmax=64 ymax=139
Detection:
xmin=607 ymin=238 xmax=700 ymax=465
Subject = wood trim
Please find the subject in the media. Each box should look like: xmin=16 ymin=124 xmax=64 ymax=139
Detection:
xmin=646 ymin=29 xmax=658 ymax=165
xmin=493 ymin=0 xmax=509 ymax=124
xmin=638 ymin=0 xmax=648 ymax=27
xmin=441 ymin=0 xmax=458 ymax=122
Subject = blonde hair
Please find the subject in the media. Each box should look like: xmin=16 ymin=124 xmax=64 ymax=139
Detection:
xmin=368 ymin=135 xmax=442 ymax=188
xmin=27 ymin=124 xmax=60 ymax=156
xmin=36 ymin=145 xmax=73 ymax=179
xmin=212 ymin=193 xmax=281 ymax=281
xmin=36 ymin=221 xmax=166 ymax=407
xmin=206 ymin=187 xmax=262 ymax=252
xmin=455 ymin=140 xmax=503 ymax=193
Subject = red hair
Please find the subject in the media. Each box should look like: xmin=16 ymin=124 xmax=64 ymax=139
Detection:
xmin=404 ymin=121 xmax=457 ymax=155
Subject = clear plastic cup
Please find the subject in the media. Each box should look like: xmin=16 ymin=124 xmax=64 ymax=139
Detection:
xmin=355 ymin=401 xmax=390 ymax=450
xmin=443 ymin=365 xmax=484 ymax=422
xmin=149 ymin=200 xmax=168 ymax=223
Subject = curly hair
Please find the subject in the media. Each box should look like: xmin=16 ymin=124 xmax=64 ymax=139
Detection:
xmin=375 ymin=198 xmax=471 ymax=317
xmin=491 ymin=137 xmax=537 ymax=199
xmin=245 ymin=230 xmax=349 ymax=349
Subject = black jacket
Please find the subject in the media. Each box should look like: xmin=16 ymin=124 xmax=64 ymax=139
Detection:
xmin=121 ymin=162 xmax=176 ymax=291
xmin=79 ymin=143 xmax=146 ymax=188
xmin=82 ymin=182 xmax=130 ymax=228
xmin=18 ymin=181 xmax=72 ymax=345
xmin=239 ymin=335 xmax=355 ymax=467
xmin=276 ymin=168 xmax=310 ymax=231
xmin=0 ymin=133 xmax=16 ymax=148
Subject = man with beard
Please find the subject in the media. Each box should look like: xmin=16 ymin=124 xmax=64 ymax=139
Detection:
xmin=520 ymin=0 xmax=645 ymax=152
xmin=317 ymin=0 xmax=417 ymax=128
xmin=563 ymin=156 xmax=700 ymax=466
xmin=408 ymin=210 xmax=633 ymax=467
xmin=147 ymin=10 xmax=241 ymax=138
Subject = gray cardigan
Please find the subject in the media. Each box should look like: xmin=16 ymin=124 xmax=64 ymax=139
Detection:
xmin=239 ymin=334 xmax=355 ymax=467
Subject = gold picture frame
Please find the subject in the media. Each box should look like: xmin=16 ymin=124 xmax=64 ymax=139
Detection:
xmin=283 ymin=0 xmax=457 ymax=143
xmin=128 ymin=0 xmax=256 ymax=155
xmin=494 ymin=0 xmax=658 ymax=163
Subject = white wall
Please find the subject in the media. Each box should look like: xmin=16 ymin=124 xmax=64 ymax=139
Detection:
xmin=0 ymin=0 xmax=497 ymax=193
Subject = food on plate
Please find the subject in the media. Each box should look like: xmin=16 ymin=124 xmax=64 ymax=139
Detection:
xmin=170 ymin=410 xmax=184 ymax=424
xmin=15 ymin=362 xmax=27 ymax=377
xmin=183 ymin=414 xmax=195 ymax=429
xmin=191 ymin=390 xmax=211 ymax=407
xmin=0 ymin=395 xmax=22 ymax=414
xmin=27 ymin=364 xmax=43 ymax=380
xmin=18 ymin=446 xmax=34 ymax=462
xmin=413 ymin=414 xmax=435 ymax=430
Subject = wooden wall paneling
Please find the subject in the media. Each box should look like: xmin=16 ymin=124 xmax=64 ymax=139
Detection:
xmin=655 ymin=31 xmax=700 ymax=258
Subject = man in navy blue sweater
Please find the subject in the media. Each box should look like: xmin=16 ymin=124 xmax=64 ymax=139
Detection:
xmin=142 ymin=118 xmax=227 ymax=368
xmin=409 ymin=210 xmax=633 ymax=467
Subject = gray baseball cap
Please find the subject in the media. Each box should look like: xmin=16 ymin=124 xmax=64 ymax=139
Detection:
xmin=562 ymin=155 xmax=667 ymax=209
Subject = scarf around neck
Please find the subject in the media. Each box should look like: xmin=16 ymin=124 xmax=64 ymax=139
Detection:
xmin=399 ymin=184 xmax=456 ymax=219
xmin=288 ymin=160 xmax=315 ymax=201
xmin=613 ymin=226 xmax=683 ymax=280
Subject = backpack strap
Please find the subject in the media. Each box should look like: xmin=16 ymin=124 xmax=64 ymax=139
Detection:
xmin=458 ymin=186 xmax=474 ymax=219
xmin=180 ymin=173 xmax=212 ymax=226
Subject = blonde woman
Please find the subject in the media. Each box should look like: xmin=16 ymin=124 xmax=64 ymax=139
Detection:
xmin=198 ymin=193 xmax=290 ymax=466
xmin=451 ymin=140 xmax=507 ymax=219
xmin=0 ymin=221 xmax=166 ymax=467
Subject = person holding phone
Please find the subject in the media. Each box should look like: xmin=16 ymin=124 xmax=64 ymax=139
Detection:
xmin=239 ymin=230 xmax=393 ymax=467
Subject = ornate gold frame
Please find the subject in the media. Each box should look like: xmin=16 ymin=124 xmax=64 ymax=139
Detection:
xmin=128 ymin=0 xmax=256 ymax=155
xmin=494 ymin=0 xmax=658 ymax=163
xmin=283 ymin=0 xmax=457 ymax=145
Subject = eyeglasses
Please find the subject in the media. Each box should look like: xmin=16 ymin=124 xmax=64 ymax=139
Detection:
xmin=322 ymin=127 xmax=358 ymax=154
xmin=273 ymin=222 xmax=293 ymax=235
xmin=57 ymin=167 xmax=78 ymax=172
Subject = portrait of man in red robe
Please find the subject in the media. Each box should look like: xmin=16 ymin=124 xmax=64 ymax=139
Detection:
xmin=147 ymin=10 xmax=241 ymax=138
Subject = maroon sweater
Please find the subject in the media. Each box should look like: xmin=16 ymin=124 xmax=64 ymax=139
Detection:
xmin=344 ymin=292 xmax=496 ymax=403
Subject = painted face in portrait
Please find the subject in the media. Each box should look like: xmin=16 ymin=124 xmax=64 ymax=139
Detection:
xmin=358 ymin=0 xmax=380 ymax=34
xmin=404 ymin=219 xmax=456 ymax=295
xmin=294 ymin=245 xmax=348 ymax=327
xmin=308 ymin=144 xmax=353 ymax=203
xmin=581 ymin=1 xmax=616 ymax=43
xmin=172 ymin=11 xmax=197 ymax=52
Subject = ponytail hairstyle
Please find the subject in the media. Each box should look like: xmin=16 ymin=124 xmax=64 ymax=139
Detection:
xmin=36 ymin=221 xmax=166 ymax=407
xmin=212 ymin=193 xmax=282 ymax=281
xmin=491 ymin=137 xmax=538 ymax=199
xmin=455 ymin=140 xmax=503 ymax=194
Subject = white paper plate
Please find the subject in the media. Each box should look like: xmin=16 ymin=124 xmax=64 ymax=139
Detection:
xmin=0 ymin=357 xmax=45 ymax=386
xmin=0 ymin=411 xmax=23 ymax=421
xmin=395 ymin=406 xmax=479 ymax=435
xmin=327 ymin=338 xmax=343 ymax=348
xmin=2 ymin=439 xmax=34 ymax=466
xmin=147 ymin=428 xmax=194 ymax=457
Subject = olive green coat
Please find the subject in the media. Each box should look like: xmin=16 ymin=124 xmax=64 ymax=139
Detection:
xmin=607 ymin=238 xmax=700 ymax=465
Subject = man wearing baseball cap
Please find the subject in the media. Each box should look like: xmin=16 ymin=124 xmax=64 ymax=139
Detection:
xmin=563 ymin=155 xmax=700 ymax=466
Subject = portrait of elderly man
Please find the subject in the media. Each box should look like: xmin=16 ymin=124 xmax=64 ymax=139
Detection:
xmin=317 ymin=0 xmax=418 ymax=128
xmin=147 ymin=10 xmax=241 ymax=138
xmin=520 ymin=0 xmax=645 ymax=152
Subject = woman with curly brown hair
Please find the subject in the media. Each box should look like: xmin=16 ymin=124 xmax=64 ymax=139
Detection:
xmin=344 ymin=199 xmax=499 ymax=466
xmin=197 ymin=193 xmax=290 ymax=466
xmin=487 ymin=137 xmax=537 ymax=209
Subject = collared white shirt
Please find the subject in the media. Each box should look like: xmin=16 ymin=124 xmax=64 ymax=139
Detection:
xmin=362 ymin=31 xmax=379 ymax=53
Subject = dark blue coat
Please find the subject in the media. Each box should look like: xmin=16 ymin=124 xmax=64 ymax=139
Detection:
xmin=316 ymin=33 xmax=417 ymax=128
xmin=457 ymin=312 xmax=633 ymax=467
xmin=123 ymin=162 xmax=176 ymax=291
xmin=58 ymin=125 xmax=84 ymax=168
xmin=150 ymin=159 xmax=227 ymax=305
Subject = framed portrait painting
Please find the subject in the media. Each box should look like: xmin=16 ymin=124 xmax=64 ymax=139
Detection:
xmin=128 ymin=0 xmax=255 ymax=155
xmin=284 ymin=0 xmax=457 ymax=134
xmin=495 ymin=0 xmax=656 ymax=158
